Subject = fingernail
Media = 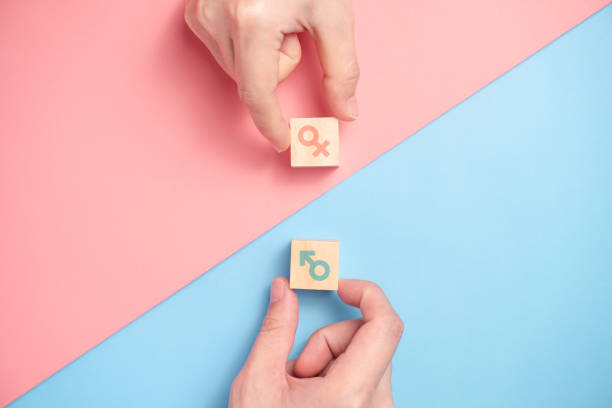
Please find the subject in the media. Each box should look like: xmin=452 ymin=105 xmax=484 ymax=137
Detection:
xmin=269 ymin=278 xmax=285 ymax=304
xmin=271 ymin=137 xmax=290 ymax=153
xmin=274 ymin=142 xmax=289 ymax=153
xmin=346 ymin=95 xmax=359 ymax=119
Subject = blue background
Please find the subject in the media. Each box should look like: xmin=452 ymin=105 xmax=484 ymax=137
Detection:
xmin=11 ymin=6 xmax=612 ymax=408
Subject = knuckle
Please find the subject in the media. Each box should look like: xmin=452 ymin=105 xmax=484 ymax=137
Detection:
xmin=229 ymin=370 xmax=270 ymax=406
xmin=238 ymin=85 xmax=271 ymax=112
xmin=362 ymin=282 xmax=383 ymax=299
xmin=343 ymin=59 xmax=360 ymax=83
xmin=311 ymin=328 xmax=331 ymax=349
xmin=229 ymin=373 xmax=245 ymax=402
xmin=238 ymin=86 xmax=258 ymax=107
xmin=232 ymin=0 xmax=269 ymax=30
xmin=185 ymin=0 xmax=214 ymax=28
xmin=337 ymin=389 xmax=370 ymax=408
xmin=386 ymin=313 xmax=404 ymax=341
xmin=259 ymin=315 xmax=284 ymax=334
xmin=312 ymin=327 xmax=326 ymax=341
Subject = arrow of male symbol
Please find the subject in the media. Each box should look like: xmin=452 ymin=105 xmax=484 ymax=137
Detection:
xmin=300 ymin=250 xmax=331 ymax=281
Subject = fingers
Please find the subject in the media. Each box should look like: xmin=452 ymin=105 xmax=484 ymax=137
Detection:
xmin=310 ymin=1 xmax=360 ymax=120
xmin=278 ymin=33 xmax=302 ymax=82
xmin=187 ymin=0 xmax=359 ymax=151
xmin=243 ymin=277 xmax=299 ymax=377
xmin=184 ymin=0 xmax=235 ymax=79
xmin=327 ymin=280 xmax=404 ymax=391
xmin=293 ymin=319 xmax=364 ymax=378
xmin=234 ymin=18 xmax=290 ymax=151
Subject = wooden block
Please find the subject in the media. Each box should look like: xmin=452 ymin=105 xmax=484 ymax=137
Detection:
xmin=290 ymin=239 xmax=340 ymax=290
xmin=290 ymin=117 xmax=339 ymax=167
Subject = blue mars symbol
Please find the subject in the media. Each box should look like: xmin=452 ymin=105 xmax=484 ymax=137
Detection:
xmin=299 ymin=250 xmax=330 ymax=281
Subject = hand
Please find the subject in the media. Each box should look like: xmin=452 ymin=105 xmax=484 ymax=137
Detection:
xmin=229 ymin=278 xmax=403 ymax=407
xmin=185 ymin=0 xmax=360 ymax=151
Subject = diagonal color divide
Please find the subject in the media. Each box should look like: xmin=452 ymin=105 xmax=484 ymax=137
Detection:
xmin=8 ymin=9 xmax=612 ymax=405
xmin=0 ymin=1 xmax=610 ymax=405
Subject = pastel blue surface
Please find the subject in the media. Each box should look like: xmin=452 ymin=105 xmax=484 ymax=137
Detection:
xmin=11 ymin=6 xmax=612 ymax=408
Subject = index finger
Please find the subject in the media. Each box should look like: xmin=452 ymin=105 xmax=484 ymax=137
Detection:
xmin=327 ymin=279 xmax=404 ymax=391
xmin=234 ymin=29 xmax=290 ymax=152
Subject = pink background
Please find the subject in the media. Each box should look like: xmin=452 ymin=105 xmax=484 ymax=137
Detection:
xmin=1 ymin=0 xmax=609 ymax=405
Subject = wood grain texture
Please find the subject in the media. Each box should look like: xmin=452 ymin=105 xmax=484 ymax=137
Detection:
xmin=290 ymin=239 xmax=340 ymax=290
xmin=290 ymin=118 xmax=340 ymax=167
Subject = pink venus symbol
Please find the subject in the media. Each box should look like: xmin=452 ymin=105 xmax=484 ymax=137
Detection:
xmin=298 ymin=125 xmax=330 ymax=157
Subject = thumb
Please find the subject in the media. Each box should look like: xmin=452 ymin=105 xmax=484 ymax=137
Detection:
xmin=244 ymin=277 xmax=299 ymax=376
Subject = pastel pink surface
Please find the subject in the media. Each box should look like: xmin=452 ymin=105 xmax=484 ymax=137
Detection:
xmin=0 ymin=0 xmax=608 ymax=405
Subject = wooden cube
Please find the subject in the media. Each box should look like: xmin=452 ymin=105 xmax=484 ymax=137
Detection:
xmin=290 ymin=117 xmax=339 ymax=167
xmin=290 ymin=239 xmax=340 ymax=290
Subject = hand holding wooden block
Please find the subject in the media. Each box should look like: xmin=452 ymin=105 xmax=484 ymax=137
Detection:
xmin=290 ymin=118 xmax=339 ymax=167
xmin=290 ymin=239 xmax=339 ymax=290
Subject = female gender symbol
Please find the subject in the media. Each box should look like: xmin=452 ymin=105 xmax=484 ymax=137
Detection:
xmin=298 ymin=125 xmax=330 ymax=157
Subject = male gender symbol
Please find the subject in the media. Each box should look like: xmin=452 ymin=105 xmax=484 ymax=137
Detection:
xmin=299 ymin=250 xmax=331 ymax=281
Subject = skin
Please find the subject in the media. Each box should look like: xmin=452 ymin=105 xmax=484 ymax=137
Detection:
xmin=229 ymin=278 xmax=404 ymax=407
xmin=185 ymin=0 xmax=360 ymax=151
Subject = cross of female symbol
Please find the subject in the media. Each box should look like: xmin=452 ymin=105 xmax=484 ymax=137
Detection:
xmin=298 ymin=125 xmax=330 ymax=157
